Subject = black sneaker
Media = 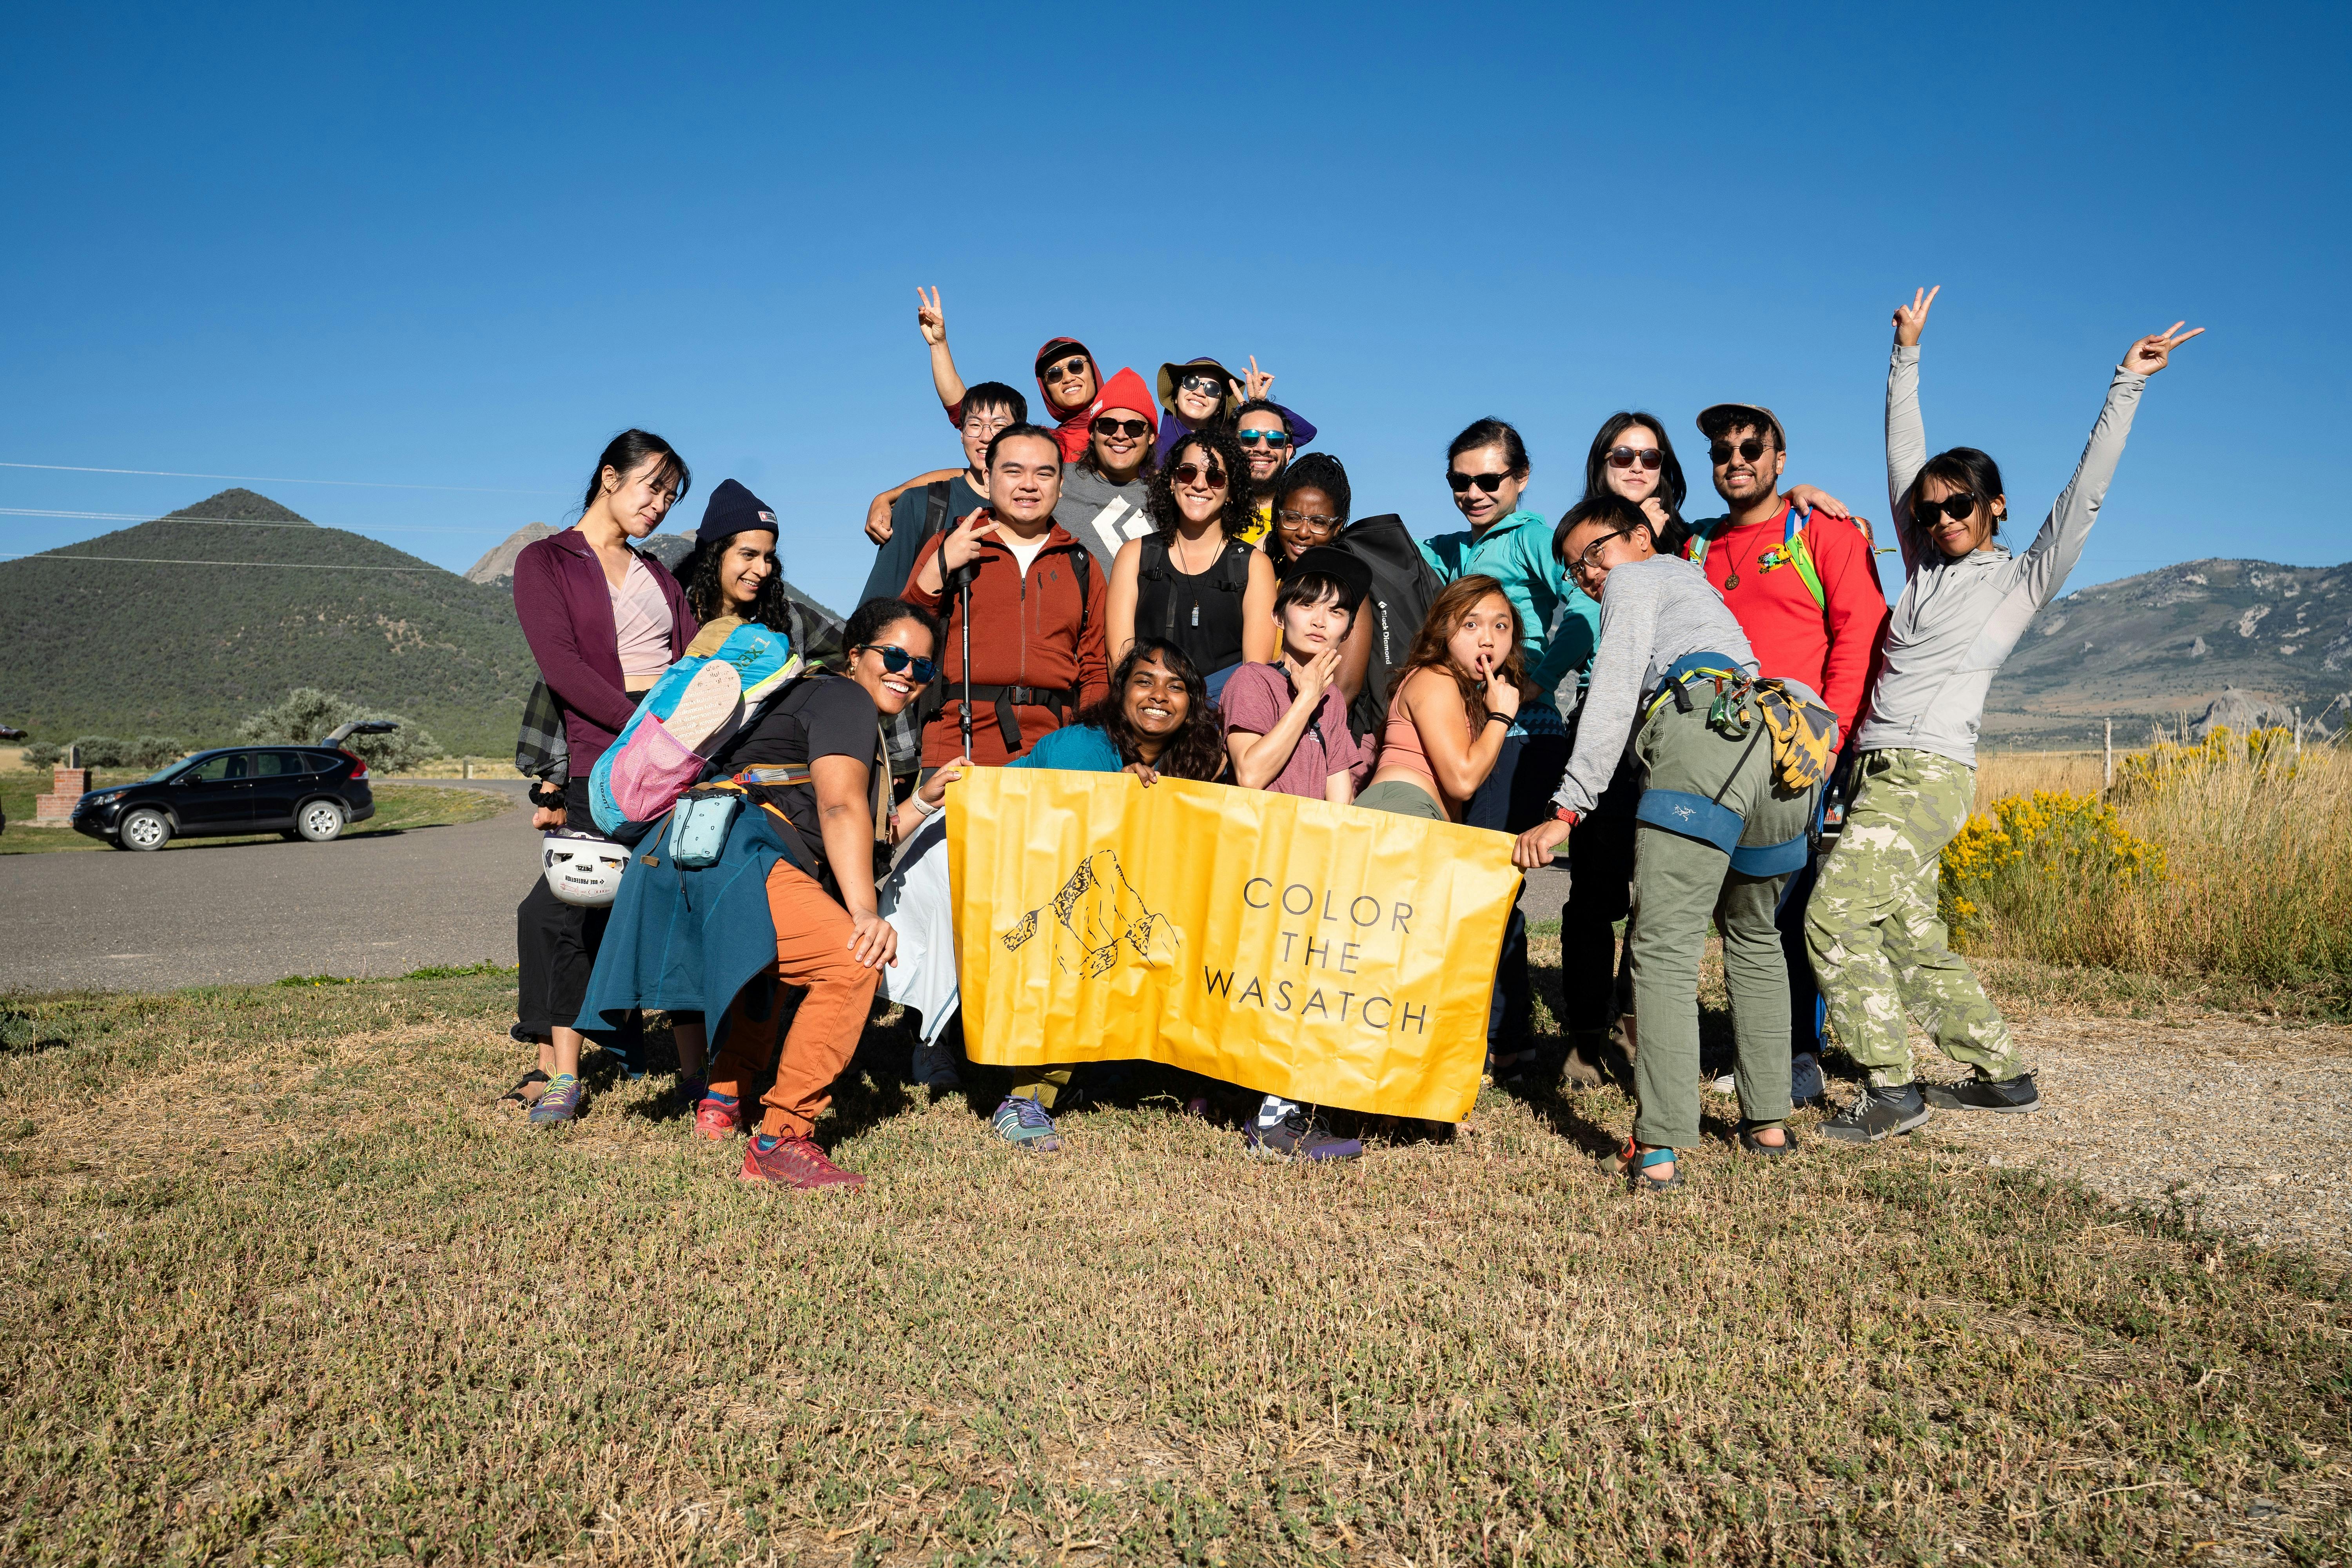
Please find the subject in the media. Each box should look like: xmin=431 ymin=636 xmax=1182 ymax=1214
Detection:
xmin=1922 ymin=1072 xmax=2042 ymax=1114
xmin=1819 ymin=1083 xmax=1933 ymax=1144
xmin=1244 ymin=1110 xmax=1363 ymax=1161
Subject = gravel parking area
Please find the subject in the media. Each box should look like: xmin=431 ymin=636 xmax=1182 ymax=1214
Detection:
xmin=1912 ymin=1015 xmax=2352 ymax=1261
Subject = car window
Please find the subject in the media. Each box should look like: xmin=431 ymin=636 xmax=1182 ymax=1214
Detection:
xmin=254 ymin=751 xmax=311 ymax=777
xmin=186 ymin=754 xmax=250 ymax=782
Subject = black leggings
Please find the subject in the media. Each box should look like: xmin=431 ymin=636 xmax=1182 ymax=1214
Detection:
xmin=515 ymin=779 xmax=609 ymax=1037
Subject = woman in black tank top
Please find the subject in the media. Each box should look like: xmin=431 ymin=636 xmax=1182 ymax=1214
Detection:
xmin=1106 ymin=427 xmax=1277 ymax=682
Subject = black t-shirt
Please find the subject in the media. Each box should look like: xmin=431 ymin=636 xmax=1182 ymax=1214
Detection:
xmin=717 ymin=676 xmax=884 ymax=848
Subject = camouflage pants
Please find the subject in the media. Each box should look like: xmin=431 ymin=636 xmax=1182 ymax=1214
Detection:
xmin=1804 ymin=748 xmax=2022 ymax=1087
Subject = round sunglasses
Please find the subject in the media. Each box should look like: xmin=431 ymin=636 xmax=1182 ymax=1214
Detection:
xmin=1606 ymin=446 xmax=1666 ymax=472
xmin=1708 ymin=437 xmax=1770 ymax=465
xmin=1171 ymin=462 xmax=1229 ymax=490
xmin=1041 ymin=356 xmax=1090 ymax=384
xmin=855 ymin=643 xmax=938 ymax=684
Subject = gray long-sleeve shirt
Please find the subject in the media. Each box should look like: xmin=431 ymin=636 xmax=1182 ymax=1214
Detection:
xmin=1551 ymin=555 xmax=1757 ymax=816
xmin=1853 ymin=343 xmax=2147 ymax=767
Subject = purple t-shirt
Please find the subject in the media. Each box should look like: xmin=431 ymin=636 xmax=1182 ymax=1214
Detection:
xmin=1218 ymin=661 xmax=1366 ymax=799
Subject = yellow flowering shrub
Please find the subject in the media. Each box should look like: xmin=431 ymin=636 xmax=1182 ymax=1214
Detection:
xmin=1938 ymin=790 xmax=2163 ymax=955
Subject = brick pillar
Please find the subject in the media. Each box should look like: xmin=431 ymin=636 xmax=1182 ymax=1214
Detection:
xmin=34 ymin=767 xmax=89 ymax=825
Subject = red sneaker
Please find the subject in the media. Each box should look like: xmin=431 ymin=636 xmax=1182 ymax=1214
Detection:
xmin=694 ymin=1096 xmax=744 ymax=1141
xmin=739 ymin=1135 xmax=866 ymax=1191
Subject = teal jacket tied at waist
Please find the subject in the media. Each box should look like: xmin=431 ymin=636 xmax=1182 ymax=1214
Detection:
xmin=576 ymin=798 xmax=816 ymax=1056
xmin=1416 ymin=510 xmax=1598 ymax=708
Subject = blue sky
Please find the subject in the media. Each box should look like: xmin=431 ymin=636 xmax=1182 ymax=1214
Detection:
xmin=2 ymin=2 xmax=2342 ymax=617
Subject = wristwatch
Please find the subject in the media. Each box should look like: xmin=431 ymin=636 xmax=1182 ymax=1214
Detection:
xmin=1549 ymin=803 xmax=1581 ymax=829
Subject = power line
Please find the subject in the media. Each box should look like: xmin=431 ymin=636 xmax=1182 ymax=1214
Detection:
xmin=0 ymin=506 xmax=518 ymax=534
xmin=1 ymin=552 xmax=441 ymax=572
xmin=0 ymin=460 xmax=557 ymax=495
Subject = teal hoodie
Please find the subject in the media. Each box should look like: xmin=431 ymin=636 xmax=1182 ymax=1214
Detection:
xmin=1416 ymin=510 xmax=1597 ymax=710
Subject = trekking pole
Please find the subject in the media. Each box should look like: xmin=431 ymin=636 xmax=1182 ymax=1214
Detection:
xmin=958 ymin=567 xmax=975 ymax=761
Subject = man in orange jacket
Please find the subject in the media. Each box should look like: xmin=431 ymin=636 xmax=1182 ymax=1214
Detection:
xmin=903 ymin=425 xmax=1110 ymax=768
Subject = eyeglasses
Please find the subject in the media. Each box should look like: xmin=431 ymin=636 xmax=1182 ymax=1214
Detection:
xmin=1276 ymin=509 xmax=1341 ymax=530
xmin=1569 ymin=528 xmax=1634 ymax=576
xmin=1708 ymin=437 xmax=1769 ymax=465
xmin=1912 ymin=491 xmax=1979 ymax=524
xmin=1236 ymin=428 xmax=1290 ymax=447
xmin=856 ymin=644 xmax=938 ymax=684
xmin=1091 ymin=417 xmax=1151 ymax=437
xmin=1606 ymin=446 xmax=1666 ymax=472
xmin=1446 ymin=470 xmax=1510 ymax=494
xmin=1042 ymin=356 xmax=1089 ymax=383
xmin=1175 ymin=372 xmax=1227 ymax=398
xmin=962 ymin=415 xmax=1013 ymax=436
xmin=1171 ymin=463 xmax=1228 ymax=490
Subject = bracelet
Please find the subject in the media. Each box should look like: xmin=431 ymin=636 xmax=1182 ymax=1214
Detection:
xmin=907 ymin=792 xmax=939 ymax=818
xmin=1484 ymin=711 xmax=1512 ymax=727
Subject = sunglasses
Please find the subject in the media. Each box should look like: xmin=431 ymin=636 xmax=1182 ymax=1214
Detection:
xmin=857 ymin=643 xmax=938 ymax=684
xmin=1171 ymin=462 xmax=1228 ymax=490
xmin=1091 ymin=417 xmax=1151 ymax=437
xmin=1913 ymin=491 xmax=1980 ymax=524
xmin=1236 ymin=428 xmax=1291 ymax=447
xmin=1606 ymin=446 xmax=1666 ymax=472
xmin=1276 ymin=509 xmax=1341 ymax=530
xmin=1175 ymin=372 xmax=1228 ymax=397
xmin=1446 ymin=470 xmax=1510 ymax=494
xmin=1708 ymin=437 xmax=1770 ymax=465
xmin=1042 ymin=356 xmax=1090 ymax=383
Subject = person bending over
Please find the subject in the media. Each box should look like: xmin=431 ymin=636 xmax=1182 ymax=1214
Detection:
xmin=1106 ymin=426 xmax=1276 ymax=690
xmin=982 ymin=639 xmax=1230 ymax=1151
xmin=1813 ymin=290 xmax=2200 ymax=1142
xmin=1219 ymin=552 xmax=1374 ymax=1160
xmin=1513 ymin=495 xmax=1820 ymax=1194
xmin=696 ymin=597 xmax=964 ymax=1189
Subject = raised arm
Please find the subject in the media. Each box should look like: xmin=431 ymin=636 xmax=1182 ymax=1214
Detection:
xmin=2009 ymin=323 xmax=2200 ymax=612
xmin=1886 ymin=285 xmax=1937 ymax=578
xmin=917 ymin=287 xmax=967 ymax=419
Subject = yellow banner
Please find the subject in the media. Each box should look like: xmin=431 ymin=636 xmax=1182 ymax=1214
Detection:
xmin=948 ymin=769 xmax=1518 ymax=1122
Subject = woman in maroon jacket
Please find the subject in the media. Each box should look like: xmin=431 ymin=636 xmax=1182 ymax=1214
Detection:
xmin=506 ymin=430 xmax=696 ymax=1125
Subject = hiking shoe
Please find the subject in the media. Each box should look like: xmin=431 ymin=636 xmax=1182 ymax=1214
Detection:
xmin=528 ymin=1075 xmax=583 ymax=1125
xmin=910 ymin=1037 xmax=965 ymax=1093
xmin=1244 ymin=1110 xmax=1363 ymax=1161
xmin=991 ymin=1096 xmax=1062 ymax=1152
xmin=694 ymin=1094 xmax=744 ymax=1141
xmin=1922 ymin=1072 xmax=2042 ymax=1114
xmin=1790 ymin=1051 xmax=1827 ymax=1107
xmin=1819 ymin=1083 xmax=1932 ymax=1144
xmin=739 ymin=1134 xmax=866 ymax=1191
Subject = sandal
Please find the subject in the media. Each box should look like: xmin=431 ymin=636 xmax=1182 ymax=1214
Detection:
xmin=1630 ymin=1145 xmax=1683 ymax=1194
xmin=497 ymin=1068 xmax=550 ymax=1110
xmin=1738 ymin=1121 xmax=1800 ymax=1158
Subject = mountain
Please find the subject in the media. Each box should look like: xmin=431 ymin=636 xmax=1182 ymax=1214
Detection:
xmin=1984 ymin=558 xmax=2352 ymax=746
xmin=0 ymin=490 xmax=535 ymax=755
xmin=465 ymin=521 xmax=556 ymax=584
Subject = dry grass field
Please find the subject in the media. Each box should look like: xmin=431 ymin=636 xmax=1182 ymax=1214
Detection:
xmin=2 ymin=954 xmax=2347 ymax=1566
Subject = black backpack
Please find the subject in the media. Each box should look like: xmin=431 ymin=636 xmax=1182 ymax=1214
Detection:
xmin=1334 ymin=513 xmax=1443 ymax=742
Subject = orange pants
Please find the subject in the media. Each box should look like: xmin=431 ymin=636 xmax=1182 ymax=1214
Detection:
xmin=707 ymin=862 xmax=879 ymax=1140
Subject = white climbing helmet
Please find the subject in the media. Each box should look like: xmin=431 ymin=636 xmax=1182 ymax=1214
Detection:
xmin=542 ymin=829 xmax=629 ymax=908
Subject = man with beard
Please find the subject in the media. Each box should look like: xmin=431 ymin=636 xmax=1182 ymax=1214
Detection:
xmin=1055 ymin=366 xmax=1159 ymax=570
xmin=1231 ymin=398 xmax=1299 ymax=547
xmin=1681 ymin=403 xmax=1887 ymax=1107
xmin=903 ymin=425 xmax=1109 ymax=767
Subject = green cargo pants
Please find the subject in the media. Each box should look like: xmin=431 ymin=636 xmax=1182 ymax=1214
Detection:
xmin=1804 ymin=748 xmax=2023 ymax=1088
xmin=1624 ymin=697 xmax=1818 ymax=1150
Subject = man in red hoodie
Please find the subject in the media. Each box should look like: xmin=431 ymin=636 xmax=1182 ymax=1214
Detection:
xmin=903 ymin=424 xmax=1110 ymax=767
xmin=1684 ymin=401 xmax=1889 ymax=1102
xmin=914 ymin=287 xmax=1105 ymax=463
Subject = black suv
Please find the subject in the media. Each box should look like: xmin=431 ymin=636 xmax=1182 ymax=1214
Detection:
xmin=71 ymin=746 xmax=377 ymax=851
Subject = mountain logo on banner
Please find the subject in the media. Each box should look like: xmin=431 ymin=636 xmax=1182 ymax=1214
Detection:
xmin=999 ymin=849 xmax=1181 ymax=978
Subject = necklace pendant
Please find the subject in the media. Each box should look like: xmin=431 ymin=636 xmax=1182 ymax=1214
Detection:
xmin=1724 ymin=573 xmax=1740 ymax=590
xmin=1191 ymin=604 xmax=1200 ymax=627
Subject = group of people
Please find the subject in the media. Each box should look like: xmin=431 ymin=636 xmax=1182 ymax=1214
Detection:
xmin=503 ymin=284 xmax=2200 ymax=1193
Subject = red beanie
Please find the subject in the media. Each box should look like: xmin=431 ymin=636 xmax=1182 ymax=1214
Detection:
xmin=1094 ymin=367 xmax=1159 ymax=435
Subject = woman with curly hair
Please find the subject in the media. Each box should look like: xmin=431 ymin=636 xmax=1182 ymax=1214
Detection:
xmin=1105 ymin=426 xmax=1276 ymax=692
xmin=673 ymin=485 xmax=844 ymax=671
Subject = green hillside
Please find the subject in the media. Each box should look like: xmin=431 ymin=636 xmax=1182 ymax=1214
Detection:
xmin=0 ymin=490 xmax=536 ymax=755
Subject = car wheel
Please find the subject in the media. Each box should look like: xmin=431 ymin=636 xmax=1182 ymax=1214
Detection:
xmin=118 ymin=808 xmax=173 ymax=852
xmin=294 ymin=799 xmax=346 ymax=843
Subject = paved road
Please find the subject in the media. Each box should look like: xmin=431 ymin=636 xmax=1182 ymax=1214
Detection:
xmin=0 ymin=780 xmax=541 ymax=994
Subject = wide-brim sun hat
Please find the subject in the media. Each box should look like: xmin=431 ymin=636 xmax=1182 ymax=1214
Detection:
xmin=1157 ymin=358 xmax=1242 ymax=419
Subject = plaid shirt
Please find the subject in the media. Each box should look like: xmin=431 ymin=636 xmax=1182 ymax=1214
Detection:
xmin=514 ymin=680 xmax=569 ymax=782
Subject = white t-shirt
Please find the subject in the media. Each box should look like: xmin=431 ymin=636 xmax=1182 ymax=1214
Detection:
xmin=1002 ymin=532 xmax=1050 ymax=578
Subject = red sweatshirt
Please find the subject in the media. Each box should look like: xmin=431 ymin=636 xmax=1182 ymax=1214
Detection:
xmin=943 ymin=337 xmax=1106 ymax=464
xmin=903 ymin=519 xmax=1110 ymax=766
xmin=1683 ymin=501 xmax=1887 ymax=746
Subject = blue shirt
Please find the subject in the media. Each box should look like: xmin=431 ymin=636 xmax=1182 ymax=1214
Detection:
xmin=1416 ymin=510 xmax=1598 ymax=710
xmin=1005 ymin=724 xmax=1126 ymax=773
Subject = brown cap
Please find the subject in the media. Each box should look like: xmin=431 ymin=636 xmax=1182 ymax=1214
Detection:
xmin=1695 ymin=403 xmax=1786 ymax=450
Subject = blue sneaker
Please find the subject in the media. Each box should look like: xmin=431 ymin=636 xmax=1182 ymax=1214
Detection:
xmin=1791 ymin=1052 xmax=1826 ymax=1107
xmin=991 ymin=1095 xmax=1061 ymax=1152
xmin=528 ymin=1074 xmax=583 ymax=1126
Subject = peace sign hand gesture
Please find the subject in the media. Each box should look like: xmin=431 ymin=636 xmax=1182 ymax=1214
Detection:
xmin=939 ymin=507 xmax=1001 ymax=572
xmin=1893 ymin=285 xmax=1938 ymax=347
xmin=2125 ymin=321 xmax=2204 ymax=375
xmin=915 ymin=286 xmax=947 ymax=347
xmin=1242 ymin=356 xmax=1274 ymax=401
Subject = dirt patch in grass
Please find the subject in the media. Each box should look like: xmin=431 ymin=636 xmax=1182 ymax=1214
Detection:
xmin=0 ymin=970 xmax=2347 ymax=1565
